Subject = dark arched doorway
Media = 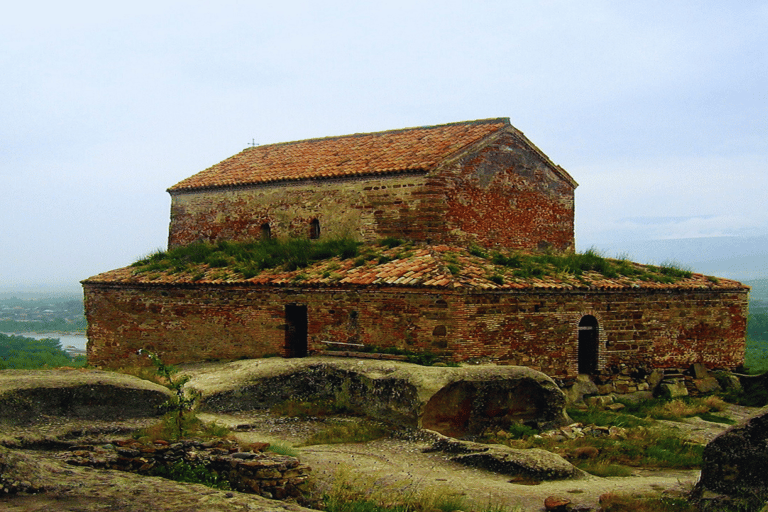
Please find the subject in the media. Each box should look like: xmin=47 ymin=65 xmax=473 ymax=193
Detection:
xmin=578 ymin=315 xmax=599 ymax=374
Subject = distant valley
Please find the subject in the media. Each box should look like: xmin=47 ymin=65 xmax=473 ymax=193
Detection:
xmin=588 ymin=234 xmax=768 ymax=282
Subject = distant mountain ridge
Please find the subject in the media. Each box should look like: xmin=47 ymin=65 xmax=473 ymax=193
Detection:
xmin=588 ymin=235 xmax=768 ymax=282
xmin=744 ymin=278 xmax=768 ymax=312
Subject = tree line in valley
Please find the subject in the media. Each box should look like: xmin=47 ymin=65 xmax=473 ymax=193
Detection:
xmin=0 ymin=333 xmax=86 ymax=369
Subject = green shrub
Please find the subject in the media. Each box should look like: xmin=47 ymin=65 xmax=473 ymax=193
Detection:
xmin=489 ymin=274 xmax=504 ymax=285
xmin=149 ymin=460 xmax=231 ymax=490
xmin=378 ymin=237 xmax=403 ymax=249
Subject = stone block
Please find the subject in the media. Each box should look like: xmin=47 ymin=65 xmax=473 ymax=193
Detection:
xmin=647 ymin=370 xmax=665 ymax=390
xmin=660 ymin=381 xmax=689 ymax=398
xmin=694 ymin=377 xmax=721 ymax=394
xmin=692 ymin=362 xmax=709 ymax=380
xmin=596 ymin=383 xmax=615 ymax=395
xmin=585 ymin=395 xmax=614 ymax=408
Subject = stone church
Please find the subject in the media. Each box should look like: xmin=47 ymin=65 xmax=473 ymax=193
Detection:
xmin=83 ymin=118 xmax=748 ymax=379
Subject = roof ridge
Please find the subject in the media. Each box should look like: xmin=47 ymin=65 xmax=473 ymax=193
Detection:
xmin=168 ymin=118 xmax=512 ymax=192
xmin=241 ymin=118 xmax=510 ymax=150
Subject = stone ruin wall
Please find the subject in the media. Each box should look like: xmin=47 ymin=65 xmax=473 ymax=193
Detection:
xmin=84 ymin=283 xmax=747 ymax=378
xmin=166 ymin=132 xmax=575 ymax=252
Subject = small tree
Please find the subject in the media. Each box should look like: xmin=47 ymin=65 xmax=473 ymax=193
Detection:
xmin=139 ymin=349 xmax=196 ymax=439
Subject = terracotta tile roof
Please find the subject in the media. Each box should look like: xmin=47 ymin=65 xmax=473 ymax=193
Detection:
xmin=83 ymin=244 xmax=749 ymax=293
xmin=168 ymin=118 xmax=511 ymax=191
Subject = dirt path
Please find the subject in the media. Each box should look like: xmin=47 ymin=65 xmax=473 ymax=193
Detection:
xmin=201 ymin=412 xmax=701 ymax=512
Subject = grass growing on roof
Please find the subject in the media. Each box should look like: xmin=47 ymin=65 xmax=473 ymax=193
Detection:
xmin=132 ymin=237 xmax=361 ymax=276
xmin=475 ymin=246 xmax=693 ymax=283
xmin=131 ymin=237 xmax=698 ymax=285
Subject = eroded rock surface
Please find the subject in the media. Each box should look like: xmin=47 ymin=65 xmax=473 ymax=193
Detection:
xmin=183 ymin=358 xmax=569 ymax=436
xmin=0 ymin=369 xmax=170 ymax=424
xmin=0 ymin=445 xmax=314 ymax=512
xmin=694 ymin=405 xmax=768 ymax=511
xmin=424 ymin=431 xmax=584 ymax=481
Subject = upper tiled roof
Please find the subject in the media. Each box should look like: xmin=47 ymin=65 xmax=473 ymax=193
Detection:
xmin=83 ymin=244 xmax=748 ymax=293
xmin=168 ymin=118 xmax=558 ymax=192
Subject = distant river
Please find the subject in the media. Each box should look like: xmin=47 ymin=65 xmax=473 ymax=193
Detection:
xmin=2 ymin=332 xmax=88 ymax=351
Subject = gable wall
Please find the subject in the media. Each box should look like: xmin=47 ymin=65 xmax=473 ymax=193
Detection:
xmin=435 ymin=132 xmax=575 ymax=251
xmin=84 ymin=283 xmax=747 ymax=378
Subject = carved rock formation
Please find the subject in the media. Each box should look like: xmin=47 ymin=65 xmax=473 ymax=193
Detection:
xmin=185 ymin=357 xmax=570 ymax=437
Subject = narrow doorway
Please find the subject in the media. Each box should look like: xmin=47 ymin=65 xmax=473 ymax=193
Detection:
xmin=285 ymin=304 xmax=308 ymax=358
xmin=577 ymin=315 xmax=599 ymax=374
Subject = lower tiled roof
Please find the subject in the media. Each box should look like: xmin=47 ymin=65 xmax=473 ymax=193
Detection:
xmin=83 ymin=244 xmax=748 ymax=292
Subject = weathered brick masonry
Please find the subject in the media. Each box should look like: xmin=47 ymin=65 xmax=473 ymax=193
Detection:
xmin=167 ymin=126 xmax=575 ymax=252
xmin=83 ymin=281 xmax=747 ymax=378
xmin=83 ymin=117 xmax=749 ymax=378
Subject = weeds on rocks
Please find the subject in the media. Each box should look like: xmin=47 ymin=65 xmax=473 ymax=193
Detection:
xmin=485 ymin=423 xmax=702 ymax=475
xmin=614 ymin=396 xmax=727 ymax=421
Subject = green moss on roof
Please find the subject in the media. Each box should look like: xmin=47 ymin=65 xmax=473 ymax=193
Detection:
xmin=79 ymin=237 xmax=746 ymax=292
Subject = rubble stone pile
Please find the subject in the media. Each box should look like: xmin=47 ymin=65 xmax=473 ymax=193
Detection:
xmin=61 ymin=438 xmax=311 ymax=499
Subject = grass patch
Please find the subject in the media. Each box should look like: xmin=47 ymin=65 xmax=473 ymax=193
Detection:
xmin=149 ymin=459 xmax=231 ymax=490
xmin=599 ymin=396 xmax=728 ymax=422
xmin=567 ymin=407 xmax=651 ymax=428
xmin=318 ymin=465 xmax=521 ymax=512
xmin=491 ymin=421 xmax=703 ymax=470
xmin=300 ymin=420 xmax=390 ymax=446
xmin=266 ymin=443 xmax=299 ymax=457
xmin=598 ymin=493 xmax=698 ymax=512
xmin=134 ymin=412 xmax=230 ymax=442
xmin=132 ymin=237 xmax=361 ymax=276
xmin=474 ymin=246 xmax=693 ymax=283
xmin=576 ymin=461 xmax=633 ymax=477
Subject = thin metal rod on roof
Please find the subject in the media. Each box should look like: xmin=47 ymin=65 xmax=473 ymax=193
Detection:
xmin=249 ymin=138 xmax=259 ymax=147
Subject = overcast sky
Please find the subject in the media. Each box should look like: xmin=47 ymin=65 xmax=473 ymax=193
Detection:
xmin=2 ymin=1 xmax=766 ymax=293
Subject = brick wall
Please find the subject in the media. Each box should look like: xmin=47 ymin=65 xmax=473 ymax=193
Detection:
xmin=167 ymin=173 xmax=429 ymax=248
xmin=438 ymin=132 xmax=575 ymax=251
xmin=84 ymin=283 xmax=747 ymax=377
xmin=167 ymin=133 xmax=575 ymax=252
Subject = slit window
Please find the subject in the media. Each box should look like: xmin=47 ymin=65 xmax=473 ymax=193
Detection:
xmin=260 ymin=223 xmax=271 ymax=240
xmin=309 ymin=218 xmax=320 ymax=239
